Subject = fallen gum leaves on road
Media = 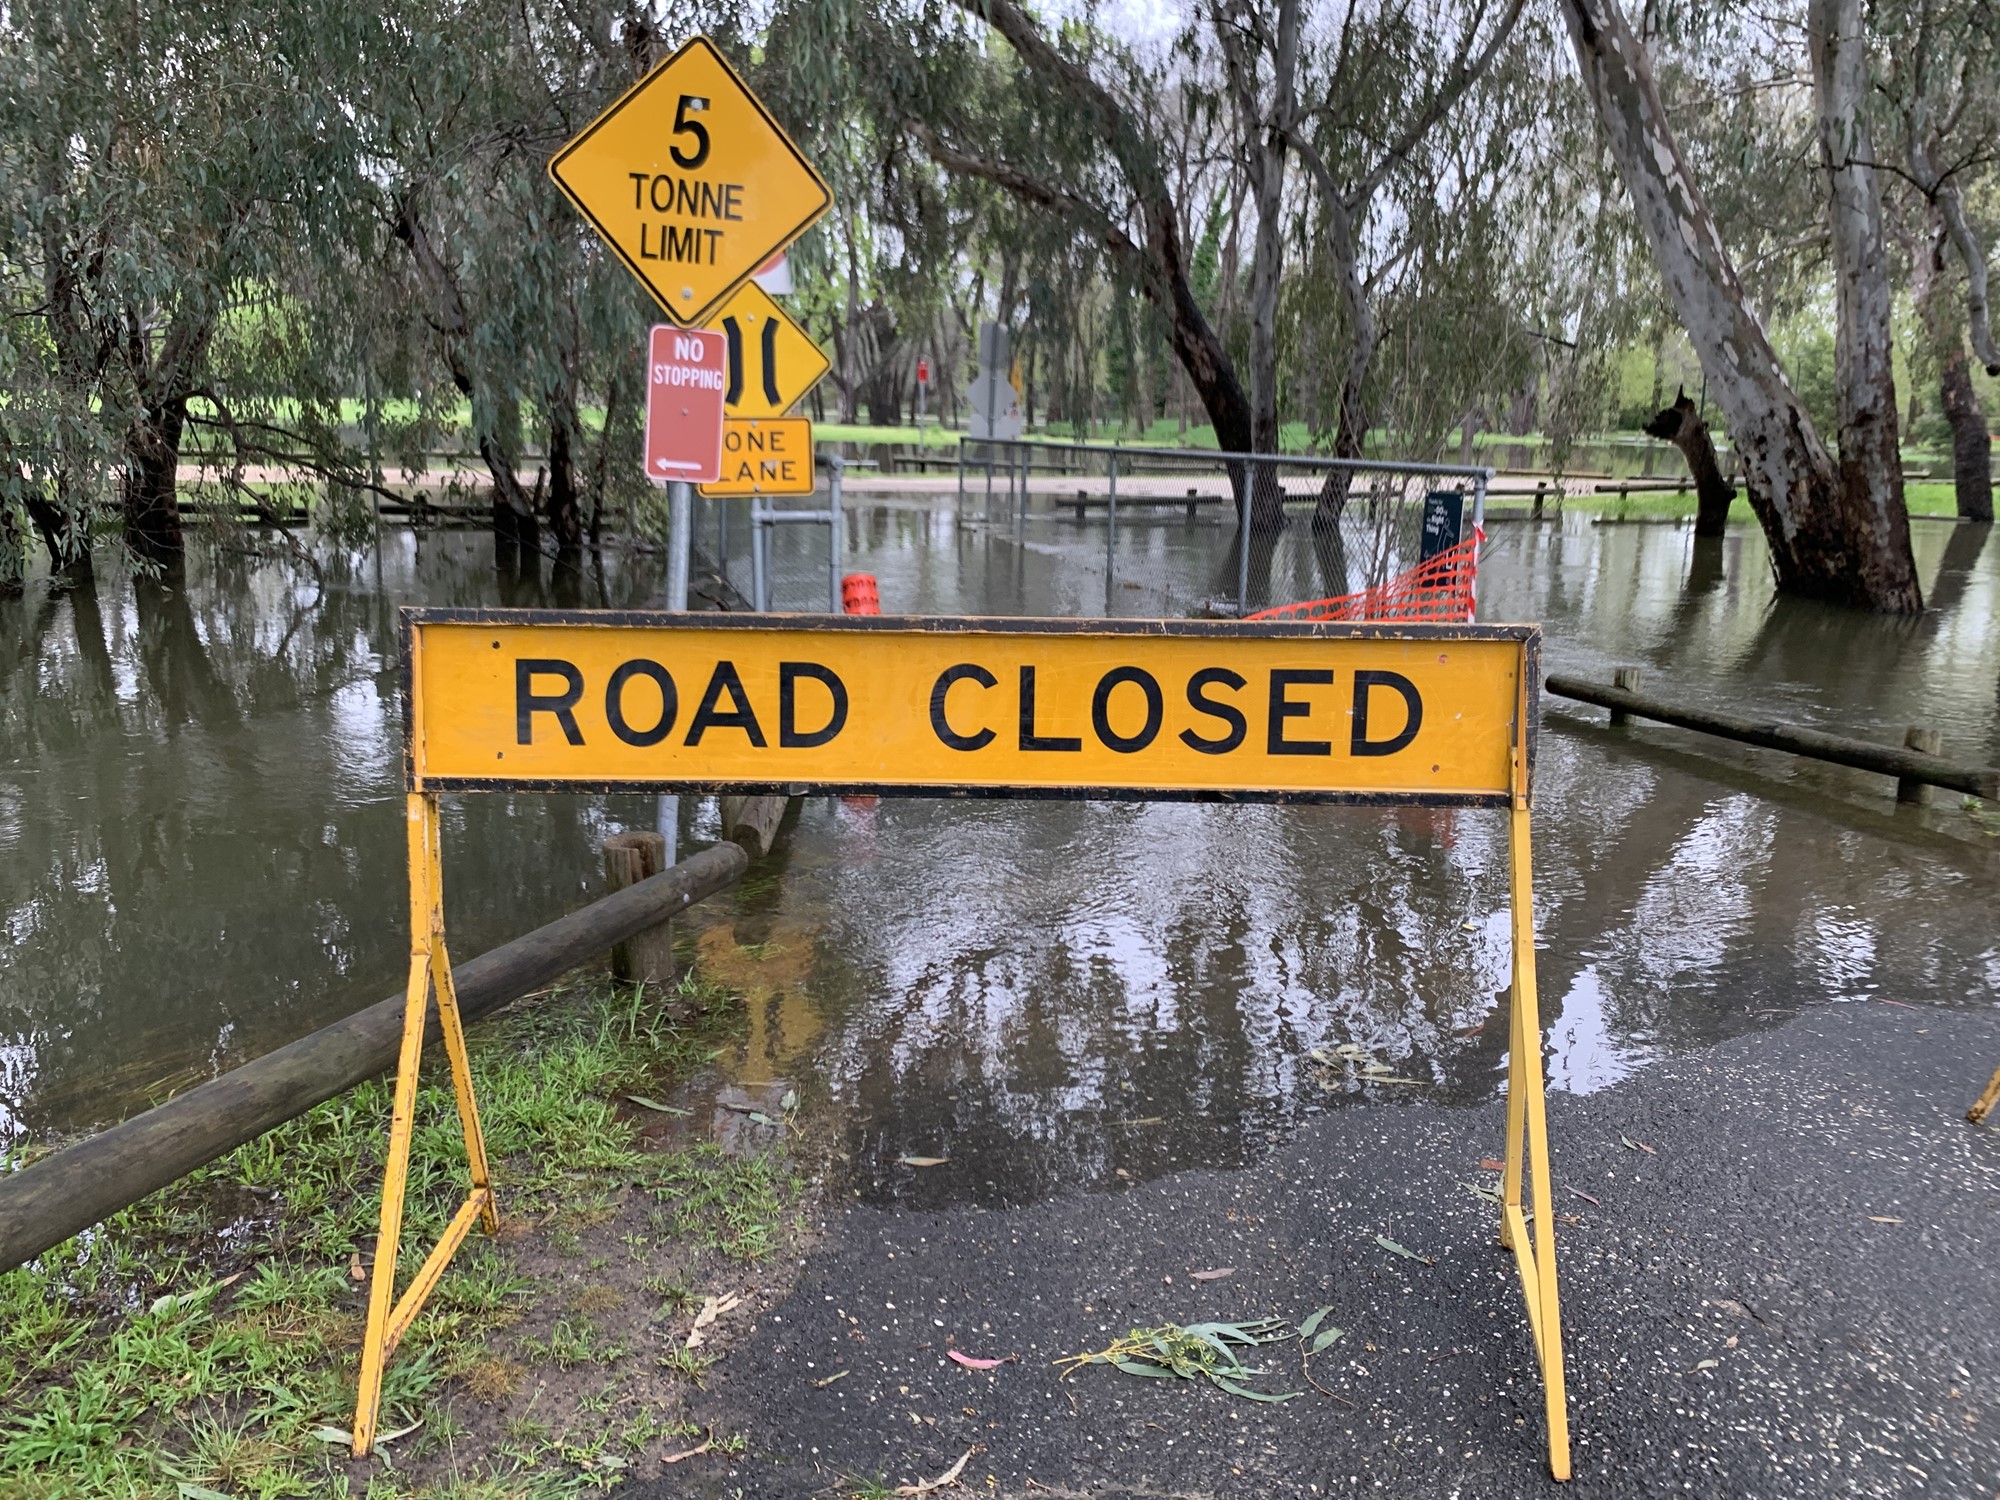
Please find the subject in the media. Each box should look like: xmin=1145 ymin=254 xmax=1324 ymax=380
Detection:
xmin=1056 ymin=1317 xmax=1302 ymax=1402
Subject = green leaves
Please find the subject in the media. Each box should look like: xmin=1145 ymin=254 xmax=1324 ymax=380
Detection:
xmin=1297 ymin=1305 xmax=1345 ymax=1355
xmin=1057 ymin=1317 xmax=1300 ymax=1402
xmin=1375 ymin=1235 xmax=1436 ymax=1266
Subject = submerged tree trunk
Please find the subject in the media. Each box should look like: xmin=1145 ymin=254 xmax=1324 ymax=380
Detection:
xmin=1915 ymin=206 xmax=1995 ymax=523
xmin=25 ymin=490 xmax=92 ymax=578
xmin=123 ymin=394 xmax=189 ymax=564
xmin=1644 ymin=389 xmax=1735 ymax=535
xmin=1557 ymin=0 xmax=1922 ymax=611
xmin=543 ymin=395 xmax=582 ymax=549
xmin=1812 ymin=0 xmax=1918 ymax=594
xmin=1938 ymin=349 xmax=1994 ymax=522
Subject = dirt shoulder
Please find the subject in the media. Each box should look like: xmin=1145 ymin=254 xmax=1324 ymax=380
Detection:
xmin=640 ymin=1000 xmax=2000 ymax=1499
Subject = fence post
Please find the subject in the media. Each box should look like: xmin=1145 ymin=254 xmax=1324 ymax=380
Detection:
xmin=750 ymin=497 xmax=768 ymax=612
xmin=827 ymin=456 xmax=845 ymax=613
xmin=1107 ymin=451 xmax=1119 ymax=579
xmin=1609 ymin=666 xmax=1641 ymax=726
xmin=1237 ymin=460 xmax=1255 ymax=616
xmin=603 ymin=832 xmax=674 ymax=988
xmin=1898 ymin=725 xmax=1942 ymax=804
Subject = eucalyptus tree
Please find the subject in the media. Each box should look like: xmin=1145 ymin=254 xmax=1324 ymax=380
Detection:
xmin=344 ymin=0 xmax=733 ymax=553
xmin=0 ymin=0 xmax=371 ymax=569
xmin=1274 ymin=0 xmax=1527 ymax=468
xmin=1558 ymin=0 xmax=1923 ymax=610
xmin=1874 ymin=0 xmax=1999 ymax=520
xmin=882 ymin=2 xmax=1262 ymax=490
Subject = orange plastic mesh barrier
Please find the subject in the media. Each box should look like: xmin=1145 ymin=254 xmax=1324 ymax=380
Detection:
xmin=1246 ymin=529 xmax=1485 ymax=624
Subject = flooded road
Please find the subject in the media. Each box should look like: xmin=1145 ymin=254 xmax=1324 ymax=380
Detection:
xmin=2 ymin=506 xmax=1995 ymax=1211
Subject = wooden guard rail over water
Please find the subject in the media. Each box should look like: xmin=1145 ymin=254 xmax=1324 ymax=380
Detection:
xmin=1545 ymin=669 xmax=2000 ymax=801
xmin=0 ymin=818 xmax=787 ymax=1274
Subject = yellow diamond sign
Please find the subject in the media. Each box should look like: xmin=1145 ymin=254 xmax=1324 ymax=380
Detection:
xmin=716 ymin=282 xmax=831 ymax=417
xmin=548 ymin=36 xmax=831 ymax=328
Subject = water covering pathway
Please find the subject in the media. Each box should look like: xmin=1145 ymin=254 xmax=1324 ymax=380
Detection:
xmin=2 ymin=507 xmax=1994 ymax=1212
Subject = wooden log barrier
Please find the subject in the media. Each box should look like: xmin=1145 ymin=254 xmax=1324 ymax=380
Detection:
xmin=1546 ymin=673 xmax=2000 ymax=801
xmin=0 ymin=840 xmax=751 ymax=1274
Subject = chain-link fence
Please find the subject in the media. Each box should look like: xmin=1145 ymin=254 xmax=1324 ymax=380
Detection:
xmin=953 ymin=438 xmax=1491 ymax=617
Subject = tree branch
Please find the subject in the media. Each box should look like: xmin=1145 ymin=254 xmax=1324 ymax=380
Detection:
xmin=903 ymin=119 xmax=1144 ymax=277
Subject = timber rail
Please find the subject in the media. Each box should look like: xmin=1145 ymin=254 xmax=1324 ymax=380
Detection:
xmin=1546 ymin=669 xmax=2000 ymax=801
xmin=0 ymin=839 xmax=754 ymax=1274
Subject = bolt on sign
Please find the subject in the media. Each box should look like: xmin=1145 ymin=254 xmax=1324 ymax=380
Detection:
xmin=547 ymin=35 xmax=830 ymax=328
xmin=716 ymin=280 xmax=830 ymax=418
xmin=643 ymin=325 xmax=728 ymax=484
xmin=702 ymin=418 xmax=815 ymax=497
xmin=357 ymin=611 xmax=1572 ymax=1480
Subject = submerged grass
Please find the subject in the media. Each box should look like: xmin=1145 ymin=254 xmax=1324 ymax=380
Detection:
xmin=0 ymin=970 xmax=800 ymax=1498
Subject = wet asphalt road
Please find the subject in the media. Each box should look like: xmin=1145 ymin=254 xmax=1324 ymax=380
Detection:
xmin=634 ymin=1000 xmax=2000 ymax=1499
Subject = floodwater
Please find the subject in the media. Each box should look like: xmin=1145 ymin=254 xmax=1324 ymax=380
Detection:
xmin=2 ymin=503 xmax=1996 ymax=1217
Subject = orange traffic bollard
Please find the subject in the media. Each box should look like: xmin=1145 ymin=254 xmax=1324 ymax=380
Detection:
xmin=841 ymin=573 xmax=880 ymax=615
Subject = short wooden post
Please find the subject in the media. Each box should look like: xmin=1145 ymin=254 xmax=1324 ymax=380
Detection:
xmin=720 ymin=794 xmax=789 ymax=859
xmin=1609 ymin=666 xmax=1641 ymax=727
xmin=603 ymin=831 xmax=674 ymax=988
xmin=1897 ymin=725 xmax=1942 ymax=805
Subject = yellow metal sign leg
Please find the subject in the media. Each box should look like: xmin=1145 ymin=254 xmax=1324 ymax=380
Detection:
xmin=351 ymin=793 xmax=498 ymax=1457
xmin=1506 ymin=798 xmax=1570 ymax=1479
xmin=1968 ymin=1060 xmax=2000 ymax=1124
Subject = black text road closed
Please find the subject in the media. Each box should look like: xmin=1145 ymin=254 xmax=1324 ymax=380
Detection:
xmin=405 ymin=613 xmax=1534 ymax=804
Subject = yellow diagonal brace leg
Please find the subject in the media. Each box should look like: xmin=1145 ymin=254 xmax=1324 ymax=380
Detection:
xmin=424 ymin=801 xmax=497 ymax=1234
xmin=1508 ymin=796 xmax=1570 ymax=1480
xmin=351 ymin=794 xmax=499 ymax=1458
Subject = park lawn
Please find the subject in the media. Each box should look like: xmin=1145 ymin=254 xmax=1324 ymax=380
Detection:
xmin=1530 ymin=481 xmax=1966 ymax=522
xmin=0 ymin=969 xmax=803 ymax=1500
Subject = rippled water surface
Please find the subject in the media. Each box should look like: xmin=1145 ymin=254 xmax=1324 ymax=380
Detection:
xmin=3 ymin=503 xmax=1995 ymax=1211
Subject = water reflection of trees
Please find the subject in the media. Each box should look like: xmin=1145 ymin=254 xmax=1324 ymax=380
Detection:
xmin=0 ymin=535 xmax=670 ymax=1141
xmin=768 ymin=720 xmax=1996 ymax=1211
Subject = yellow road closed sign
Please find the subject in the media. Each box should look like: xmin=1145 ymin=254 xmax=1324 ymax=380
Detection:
xmin=547 ymin=36 xmax=831 ymax=327
xmin=403 ymin=612 xmax=1534 ymax=802
xmin=375 ymin=607 xmax=1571 ymax=1482
xmin=702 ymin=418 xmax=815 ymax=497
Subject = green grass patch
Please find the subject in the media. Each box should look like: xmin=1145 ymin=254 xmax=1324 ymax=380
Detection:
xmin=0 ymin=972 xmax=795 ymax=1498
xmin=1488 ymin=480 xmax=1966 ymax=523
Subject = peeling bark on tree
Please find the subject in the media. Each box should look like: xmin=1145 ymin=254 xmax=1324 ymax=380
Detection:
xmin=1811 ymin=0 xmax=1920 ymax=607
xmin=1644 ymin=389 xmax=1735 ymax=536
xmin=1937 ymin=349 xmax=1993 ymax=522
xmin=1557 ymin=0 xmax=1922 ymax=612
